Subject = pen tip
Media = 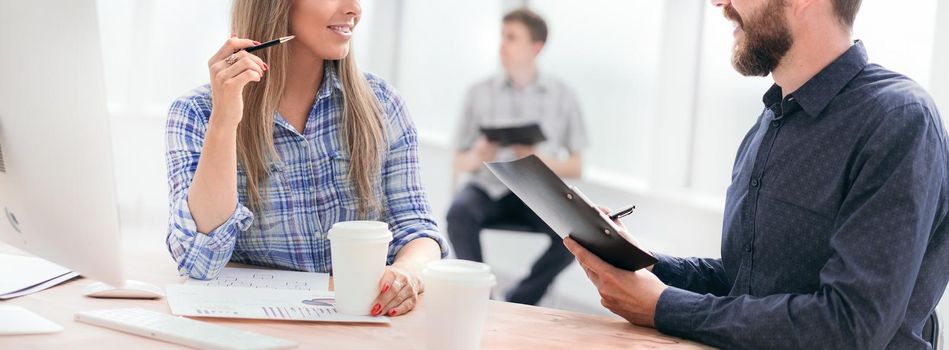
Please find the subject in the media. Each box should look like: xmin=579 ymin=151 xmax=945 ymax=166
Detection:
xmin=280 ymin=35 xmax=295 ymax=43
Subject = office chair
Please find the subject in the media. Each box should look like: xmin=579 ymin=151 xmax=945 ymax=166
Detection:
xmin=924 ymin=311 xmax=942 ymax=350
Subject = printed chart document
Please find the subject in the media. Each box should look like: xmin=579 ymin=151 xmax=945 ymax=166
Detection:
xmin=170 ymin=267 xmax=387 ymax=324
xmin=166 ymin=284 xmax=389 ymax=324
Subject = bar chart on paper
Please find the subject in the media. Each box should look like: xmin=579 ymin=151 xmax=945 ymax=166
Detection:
xmin=188 ymin=304 xmax=336 ymax=320
xmin=261 ymin=306 xmax=337 ymax=320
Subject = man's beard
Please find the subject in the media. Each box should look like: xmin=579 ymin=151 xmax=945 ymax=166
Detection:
xmin=725 ymin=0 xmax=794 ymax=77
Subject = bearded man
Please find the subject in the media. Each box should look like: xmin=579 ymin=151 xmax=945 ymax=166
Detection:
xmin=563 ymin=0 xmax=949 ymax=348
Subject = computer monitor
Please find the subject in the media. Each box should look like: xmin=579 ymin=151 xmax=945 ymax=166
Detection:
xmin=0 ymin=0 xmax=126 ymax=289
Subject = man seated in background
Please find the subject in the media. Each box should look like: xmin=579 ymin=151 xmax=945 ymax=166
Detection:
xmin=446 ymin=8 xmax=588 ymax=305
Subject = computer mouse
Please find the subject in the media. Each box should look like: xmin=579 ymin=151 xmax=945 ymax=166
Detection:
xmin=82 ymin=280 xmax=164 ymax=299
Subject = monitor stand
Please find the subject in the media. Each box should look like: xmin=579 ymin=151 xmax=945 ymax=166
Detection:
xmin=82 ymin=280 xmax=165 ymax=299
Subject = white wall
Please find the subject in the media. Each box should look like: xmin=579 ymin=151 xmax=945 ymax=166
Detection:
xmin=528 ymin=1 xmax=664 ymax=182
xmin=394 ymin=0 xmax=503 ymax=145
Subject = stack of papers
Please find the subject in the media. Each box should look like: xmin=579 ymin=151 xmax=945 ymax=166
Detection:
xmin=0 ymin=254 xmax=79 ymax=299
xmin=168 ymin=267 xmax=387 ymax=324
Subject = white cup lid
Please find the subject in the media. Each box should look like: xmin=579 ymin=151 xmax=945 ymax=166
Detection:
xmin=422 ymin=259 xmax=497 ymax=287
xmin=327 ymin=221 xmax=392 ymax=242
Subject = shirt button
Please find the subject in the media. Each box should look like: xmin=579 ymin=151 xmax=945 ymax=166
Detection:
xmin=771 ymin=120 xmax=783 ymax=128
xmin=744 ymin=243 xmax=752 ymax=252
xmin=750 ymin=178 xmax=760 ymax=187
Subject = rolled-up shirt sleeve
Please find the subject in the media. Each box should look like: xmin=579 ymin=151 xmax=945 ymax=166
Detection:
xmin=654 ymin=103 xmax=945 ymax=349
xmin=375 ymin=82 xmax=450 ymax=263
xmin=164 ymin=94 xmax=254 ymax=280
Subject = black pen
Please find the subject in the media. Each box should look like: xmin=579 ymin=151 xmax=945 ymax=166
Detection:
xmin=608 ymin=204 xmax=636 ymax=221
xmin=244 ymin=35 xmax=295 ymax=53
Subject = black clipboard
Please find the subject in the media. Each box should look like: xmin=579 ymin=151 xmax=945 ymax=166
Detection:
xmin=479 ymin=124 xmax=547 ymax=146
xmin=485 ymin=155 xmax=657 ymax=271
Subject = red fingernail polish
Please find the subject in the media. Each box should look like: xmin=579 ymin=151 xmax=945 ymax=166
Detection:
xmin=253 ymin=41 xmax=261 ymax=45
xmin=230 ymin=33 xmax=237 ymax=38
xmin=388 ymin=310 xmax=397 ymax=316
xmin=371 ymin=304 xmax=380 ymax=315
xmin=382 ymin=283 xmax=390 ymax=293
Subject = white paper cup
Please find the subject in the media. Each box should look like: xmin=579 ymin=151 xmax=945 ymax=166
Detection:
xmin=422 ymin=259 xmax=497 ymax=350
xmin=328 ymin=221 xmax=392 ymax=315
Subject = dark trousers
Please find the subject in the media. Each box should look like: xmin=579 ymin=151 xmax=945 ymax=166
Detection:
xmin=446 ymin=184 xmax=574 ymax=305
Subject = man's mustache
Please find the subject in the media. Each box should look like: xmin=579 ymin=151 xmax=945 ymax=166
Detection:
xmin=724 ymin=4 xmax=744 ymax=28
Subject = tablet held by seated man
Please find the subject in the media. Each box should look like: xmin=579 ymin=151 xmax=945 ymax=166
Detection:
xmin=479 ymin=123 xmax=547 ymax=147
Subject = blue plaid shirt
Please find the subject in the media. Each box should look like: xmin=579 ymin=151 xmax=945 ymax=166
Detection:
xmin=165 ymin=62 xmax=449 ymax=279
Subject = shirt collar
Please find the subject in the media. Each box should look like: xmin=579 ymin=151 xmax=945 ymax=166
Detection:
xmin=317 ymin=60 xmax=344 ymax=100
xmin=762 ymin=40 xmax=868 ymax=117
xmin=492 ymin=71 xmax=551 ymax=93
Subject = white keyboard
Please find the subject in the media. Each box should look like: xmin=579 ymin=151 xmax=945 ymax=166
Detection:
xmin=75 ymin=308 xmax=297 ymax=350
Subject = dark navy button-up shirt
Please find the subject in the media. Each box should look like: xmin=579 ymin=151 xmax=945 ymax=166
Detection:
xmin=652 ymin=41 xmax=949 ymax=349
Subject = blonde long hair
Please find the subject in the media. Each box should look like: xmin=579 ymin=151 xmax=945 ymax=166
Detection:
xmin=231 ymin=0 xmax=386 ymax=217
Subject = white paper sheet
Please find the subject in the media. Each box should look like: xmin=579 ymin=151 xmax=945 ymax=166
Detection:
xmin=166 ymin=284 xmax=389 ymax=324
xmin=184 ymin=267 xmax=329 ymax=291
xmin=0 ymin=254 xmax=76 ymax=299
xmin=0 ymin=272 xmax=79 ymax=300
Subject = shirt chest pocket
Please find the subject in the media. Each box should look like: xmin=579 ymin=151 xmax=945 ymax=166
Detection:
xmin=756 ymin=163 xmax=838 ymax=238
xmin=325 ymin=148 xmax=385 ymax=221
xmin=753 ymin=190 xmax=834 ymax=291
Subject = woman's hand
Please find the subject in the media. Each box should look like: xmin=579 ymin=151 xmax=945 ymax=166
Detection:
xmin=370 ymin=265 xmax=422 ymax=317
xmin=207 ymin=35 xmax=268 ymax=129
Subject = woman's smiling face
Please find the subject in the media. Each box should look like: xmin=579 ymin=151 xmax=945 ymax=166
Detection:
xmin=289 ymin=0 xmax=361 ymax=60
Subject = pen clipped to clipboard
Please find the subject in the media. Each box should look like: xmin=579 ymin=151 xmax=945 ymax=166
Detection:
xmin=484 ymin=155 xmax=656 ymax=271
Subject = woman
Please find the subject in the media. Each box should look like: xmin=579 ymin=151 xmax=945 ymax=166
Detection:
xmin=165 ymin=0 xmax=448 ymax=318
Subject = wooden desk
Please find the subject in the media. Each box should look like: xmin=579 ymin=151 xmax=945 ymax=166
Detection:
xmin=0 ymin=241 xmax=711 ymax=349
